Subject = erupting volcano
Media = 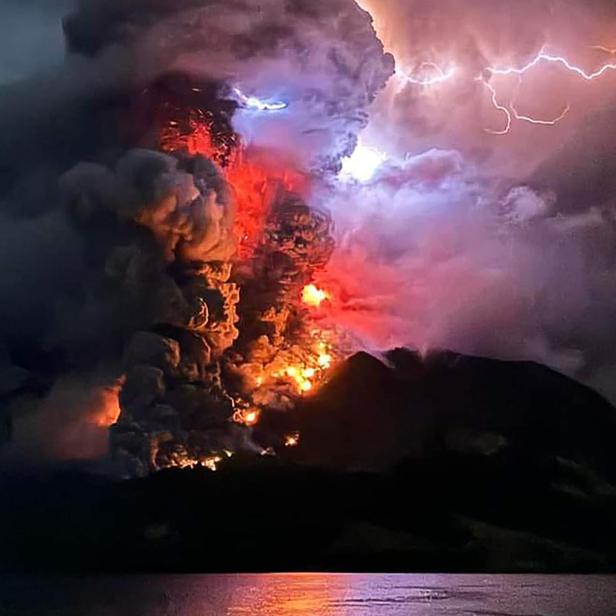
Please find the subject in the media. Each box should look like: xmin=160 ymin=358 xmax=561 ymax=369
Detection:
xmin=6 ymin=0 xmax=616 ymax=581
xmin=3 ymin=0 xmax=616 ymax=483
xmin=103 ymin=92 xmax=350 ymax=474
xmin=6 ymin=0 xmax=391 ymax=476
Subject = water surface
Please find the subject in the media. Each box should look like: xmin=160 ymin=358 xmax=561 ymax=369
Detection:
xmin=1 ymin=574 xmax=615 ymax=615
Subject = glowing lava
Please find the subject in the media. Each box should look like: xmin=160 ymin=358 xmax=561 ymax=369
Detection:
xmin=259 ymin=340 xmax=336 ymax=397
xmin=284 ymin=432 xmax=300 ymax=447
xmin=233 ymin=407 xmax=261 ymax=427
xmin=302 ymin=284 xmax=330 ymax=308
xmin=162 ymin=113 xmax=307 ymax=259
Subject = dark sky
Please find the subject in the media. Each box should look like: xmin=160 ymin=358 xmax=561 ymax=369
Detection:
xmin=0 ymin=0 xmax=73 ymax=84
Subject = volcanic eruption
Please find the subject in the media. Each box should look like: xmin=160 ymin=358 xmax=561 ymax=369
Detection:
xmin=3 ymin=0 xmax=389 ymax=475
xmin=3 ymin=0 xmax=616 ymax=477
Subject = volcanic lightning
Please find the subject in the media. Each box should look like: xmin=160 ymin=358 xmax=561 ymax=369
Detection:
xmin=397 ymin=62 xmax=457 ymax=86
xmin=389 ymin=42 xmax=616 ymax=135
xmin=485 ymin=46 xmax=616 ymax=81
xmin=232 ymin=87 xmax=288 ymax=112
xmin=478 ymin=74 xmax=572 ymax=135
xmin=340 ymin=143 xmax=387 ymax=182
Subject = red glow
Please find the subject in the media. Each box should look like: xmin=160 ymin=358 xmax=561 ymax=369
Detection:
xmin=302 ymin=284 xmax=330 ymax=308
xmin=226 ymin=150 xmax=308 ymax=259
xmin=161 ymin=113 xmax=307 ymax=259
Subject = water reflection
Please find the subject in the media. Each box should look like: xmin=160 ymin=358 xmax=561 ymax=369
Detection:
xmin=226 ymin=574 xmax=346 ymax=615
xmin=1 ymin=574 xmax=615 ymax=616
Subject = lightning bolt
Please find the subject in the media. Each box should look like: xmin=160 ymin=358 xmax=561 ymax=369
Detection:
xmin=232 ymin=87 xmax=288 ymax=112
xmin=485 ymin=46 xmax=616 ymax=81
xmin=397 ymin=62 xmax=456 ymax=86
xmin=592 ymin=45 xmax=616 ymax=55
xmin=479 ymin=78 xmax=512 ymax=135
xmin=510 ymin=101 xmax=571 ymax=126
xmin=394 ymin=44 xmax=616 ymax=135
xmin=479 ymin=73 xmax=571 ymax=135
xmin=478 ymin=46 xmax=616 ymax=134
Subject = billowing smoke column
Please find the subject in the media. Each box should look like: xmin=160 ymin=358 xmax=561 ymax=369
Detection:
xmin=0 ymin=0 xmax=392 ymax=473
xmin=3 ymin=0 xmax=616 ymax=472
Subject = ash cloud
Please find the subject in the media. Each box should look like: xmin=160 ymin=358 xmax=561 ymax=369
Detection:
xmin=315 ymin=0 xmax=616 ymax=402
xmin=64 ymin=0 xmax=394 ymax=172
xmin=4 ymin=374 xmax=121 ymax=463
xmin=3 ymin=0 xmax=615 ymax=469
xmin=0 ymin=0 xmax=391 ymax=464
xmin=358 ymin=0 xmax=616 ymax=178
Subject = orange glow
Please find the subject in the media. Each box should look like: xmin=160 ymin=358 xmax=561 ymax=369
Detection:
xmin=302 ymin=284 xmax=330 ymax=308
xmin=93 ymin=379 xmax=124 ymax=428
xmin=160 ymin=109 xmax=233 ymax=164
xmin=225 ymin=152 xmax=306 ymax=259
xmin=284 ymin=432 xmax=300 ymax=447
xmin=202 ymin=455 xmax=224 ymax=472
xmin=161 ymin=113 xmax=307 ymax=259
xmin=171 ymin=451 xmax=232 ymax=471
xmin=263 ymin=338 xmax=336 ymax=396
xmin=233 ymin=407 xmax=261 ymax=427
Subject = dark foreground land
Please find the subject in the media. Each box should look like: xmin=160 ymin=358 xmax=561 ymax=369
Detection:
xmin=2 ymin=349 xmax=616 ymax=573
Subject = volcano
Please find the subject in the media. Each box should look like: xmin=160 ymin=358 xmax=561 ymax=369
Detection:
xmin=3 ymin=0 xmax=616 ymax=578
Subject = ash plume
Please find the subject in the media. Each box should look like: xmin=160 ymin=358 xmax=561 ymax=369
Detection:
xmin=0 ymin=0 xmax=391 ymax=469
xmin=3 ymin=0 xmax=616 ymax=473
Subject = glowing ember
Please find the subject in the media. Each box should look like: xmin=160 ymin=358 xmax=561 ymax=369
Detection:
xmin=202 ymin=455 xmax=224 ymax=472
xmin=284 ymin=366 xmax=314 ymax=394
xmin=169 ymin=453 xmax=224 ymax=471
xmin=302 ymin=284 xmax=330 ymax=308
xmin=284 ymin=432 xmax=300 ymax=447
xmin=233 ymin=407 xmax=261 ymax=427
xmin=260 ymin=338 xmax=337 ymax=398
xmin=160 ymin=108 xmax=235 ymax=165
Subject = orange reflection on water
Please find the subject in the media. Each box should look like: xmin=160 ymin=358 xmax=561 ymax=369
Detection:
xmin=225 ymin=573 xmax=350 ymax=616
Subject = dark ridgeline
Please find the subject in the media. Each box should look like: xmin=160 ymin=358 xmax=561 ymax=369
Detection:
xmin=2 ymin=349 xmax=616 ymax=573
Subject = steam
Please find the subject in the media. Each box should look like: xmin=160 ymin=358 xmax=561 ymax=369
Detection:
xmin=313 ymin=0 xmax=616 ymax=400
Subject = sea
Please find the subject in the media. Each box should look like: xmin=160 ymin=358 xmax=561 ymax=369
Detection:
xmin=0 ymin=574 xmax=615 ymax=615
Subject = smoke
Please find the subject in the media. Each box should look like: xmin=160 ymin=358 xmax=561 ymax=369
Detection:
xmin=64 ymin=0 xmax=394 ymax=172
xmin=357 ymin=0 xmax=616 ymax=177
xmin=4 ymin=374 xmax=122 ymax=462
xmin=2 ymin=0 xmax=616 ymax=469
xmin=0 ymin=0 xmax=391 ymax=466
xmin=310 ymin=0 xmax=616 ymax=401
